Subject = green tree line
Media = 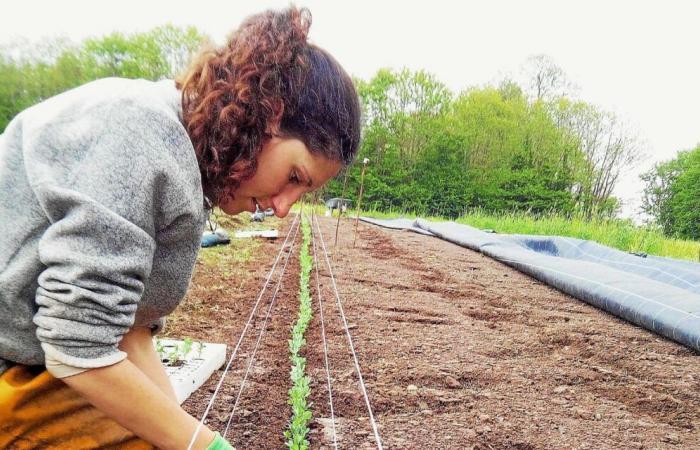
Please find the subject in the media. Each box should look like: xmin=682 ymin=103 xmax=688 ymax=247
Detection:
xmin=2 ymin=31 xmax=693 ymax=240
xmin=0 ymin=25 xmax=208 ymax=131
xmin=328 ymin=59 xmax=644 ymax=220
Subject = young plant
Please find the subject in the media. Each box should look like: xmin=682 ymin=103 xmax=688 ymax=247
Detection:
xmin=154 ymin=336 xmax=199 ymax=367
xmin=181 ymin=337 xmax=193 ymax=357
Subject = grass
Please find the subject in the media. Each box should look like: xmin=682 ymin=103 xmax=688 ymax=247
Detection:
xmin=284 ymin=212 xmax=314 ymax=450
xmin=165 ymin=209 xmax=282 ymax=330
xmin=199 ymin=208 xmax=286 ymax=271
xmin=346 ymin=206 xmax=699 ymax=262
xmin=456 ymin=210 xmax=700 ymax=262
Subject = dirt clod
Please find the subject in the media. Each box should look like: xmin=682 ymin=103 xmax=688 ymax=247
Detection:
xmin=445 ymin=375 xmax=461 ymax=389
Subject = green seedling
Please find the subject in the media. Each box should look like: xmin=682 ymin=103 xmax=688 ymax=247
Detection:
xmin=155 ymin=339 xmax=164 ymax=355
xmin=154 ymin=336 xmax=200 ymax=366
xmin=181 ymin=337 xmax=193 ymax=358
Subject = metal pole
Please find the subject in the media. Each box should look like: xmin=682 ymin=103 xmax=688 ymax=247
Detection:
xmin=353 ymin=158 xmax=369 ymax=248
xmin=334 ymin=168 xmax=350 ymax=247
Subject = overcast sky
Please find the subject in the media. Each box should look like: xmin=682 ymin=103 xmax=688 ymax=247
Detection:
xmin=2 ymin=0 xmax=698 ymax=219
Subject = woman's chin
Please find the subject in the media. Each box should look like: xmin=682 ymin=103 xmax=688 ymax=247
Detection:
xmin=219 ymin=203 xmax=241 ymax=216
xmin=218 ymin=197 xmax=256 ymax=215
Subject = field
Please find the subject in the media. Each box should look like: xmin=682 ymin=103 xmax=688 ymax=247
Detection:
xmin=165 ymin=214 xmax=700 ymax=449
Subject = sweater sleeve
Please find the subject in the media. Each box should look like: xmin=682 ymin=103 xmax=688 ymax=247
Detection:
xmin=26 ymin=100 xmax=179 ymax=369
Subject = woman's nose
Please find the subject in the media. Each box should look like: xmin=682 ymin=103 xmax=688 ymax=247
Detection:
xmin=273 ymin=202 xmax=291 ymax=218
xmin=271 ymin=189 xmax=303 ymax=218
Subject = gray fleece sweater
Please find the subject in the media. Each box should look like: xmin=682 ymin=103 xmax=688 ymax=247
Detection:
xmin=0 ymin=78 xmax=206 ymax=376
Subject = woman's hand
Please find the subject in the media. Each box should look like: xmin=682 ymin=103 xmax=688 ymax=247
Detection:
xmin=60 ymin=328 xmax=237 ymax=449
xmin=118 ymin=326 xmax=178 ymax=402
xmin=206 ymin=432 xmax=237 ymax=450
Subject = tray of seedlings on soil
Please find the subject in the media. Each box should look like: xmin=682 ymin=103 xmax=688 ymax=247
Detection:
xmin=187 ymin=208 xmax=383 ymax=450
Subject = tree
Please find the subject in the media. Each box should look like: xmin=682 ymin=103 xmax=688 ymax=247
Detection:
xmin=0 ymin=37 xmax=85 ymax=130
xmin=355 ymin=68 xmax=452 ymax=169
xmin=82 ymin=26 xmax=208 ymax=80
xmin=642 ymin=145 xmax=700 ymax=239
xmin=551 ymin=99 xmax=644 ymax=216
xmin=520 ymin=54 xmax=576 ymax=101
xmin=446 ymin=86 xmax=580 ymax=214
xmin=150 ymin=25 xmax=211 ymax=78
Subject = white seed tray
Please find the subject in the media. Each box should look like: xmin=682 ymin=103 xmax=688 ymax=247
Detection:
xmin=154 ymin=338 xmax=227 ymax=404
xmin=234 ymin=229 xmax=279 ymax=239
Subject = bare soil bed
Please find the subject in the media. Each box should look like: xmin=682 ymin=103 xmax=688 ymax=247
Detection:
xmin=167 ymin=215 xmax=700 ymax=449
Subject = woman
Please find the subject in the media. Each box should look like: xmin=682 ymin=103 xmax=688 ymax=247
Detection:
xmin=0 ymin=6 xmax=360 ymax=449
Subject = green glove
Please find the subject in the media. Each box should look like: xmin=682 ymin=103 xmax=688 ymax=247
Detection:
xmin=206 ymin=432 xmax=236 ymax=450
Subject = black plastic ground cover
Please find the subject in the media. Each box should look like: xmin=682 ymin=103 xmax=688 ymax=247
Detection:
xmin=360 ymin=217 xmax=700 ymax=353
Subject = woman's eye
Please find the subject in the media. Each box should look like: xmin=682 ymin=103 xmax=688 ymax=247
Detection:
xmin=290 ymin=172 xmax=300 ymax=184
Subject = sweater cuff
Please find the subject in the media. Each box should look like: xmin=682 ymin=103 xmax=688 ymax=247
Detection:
xmin=41 ymin=343 xmax=127 ymax=375
xmin=45 ymin=354 xmax=90 ymax=379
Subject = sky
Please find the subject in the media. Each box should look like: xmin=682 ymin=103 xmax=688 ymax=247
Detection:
xmin=2 ymin=0 xmax=699 ymax=219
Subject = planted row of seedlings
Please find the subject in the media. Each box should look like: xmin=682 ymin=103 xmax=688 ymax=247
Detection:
xmin=191 ymin=211 xmax=377 ymax=448
xmin=285 ymin=214 xmax=314 ymax=449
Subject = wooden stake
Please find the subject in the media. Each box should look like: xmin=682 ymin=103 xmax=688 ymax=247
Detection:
xmin=311 ymin=191 xmax=318 ymax=247
xmin=312 ymin=191 xmax=318 ymax=222
xmin=353 ymin=158 xmax=369 ymax=248
xmin=334 ymin=168 xmax=350 ymax=247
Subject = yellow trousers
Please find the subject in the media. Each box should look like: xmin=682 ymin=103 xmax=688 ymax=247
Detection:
xmin=0 ymin=365 xmax=154 ymax=450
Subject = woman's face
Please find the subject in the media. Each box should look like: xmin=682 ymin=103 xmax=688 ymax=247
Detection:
xmin=219 ymin=137 xmax=341 ymax=218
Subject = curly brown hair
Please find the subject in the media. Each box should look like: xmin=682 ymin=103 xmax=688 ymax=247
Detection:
xmin=176 ymin=6 xmax=361 ymax=205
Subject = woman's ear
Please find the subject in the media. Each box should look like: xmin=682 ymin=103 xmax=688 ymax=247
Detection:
xmin=265 ymin=121 xmax=281 ymax=135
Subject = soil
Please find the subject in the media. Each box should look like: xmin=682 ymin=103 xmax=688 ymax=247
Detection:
xmin=167 ymin=215 xmax=700 ymax=450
